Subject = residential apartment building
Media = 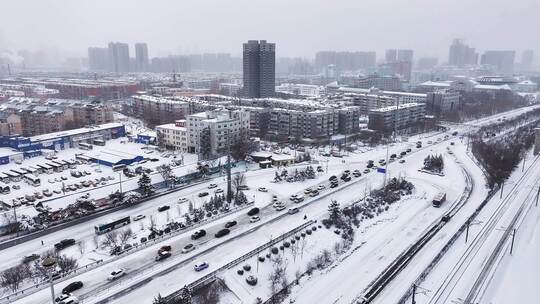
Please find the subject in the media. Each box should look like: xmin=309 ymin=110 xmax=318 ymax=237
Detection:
xmin=135 ymin=43 xmax=149 ymax=72
xmin=156 ymin=120 xmax=188 ymax=152
xmin=187 ymin=109 xmax=250 ymax=159
xmin=426 ymin=89 xmax=461 ymax=116
xmin=243 ymin=40 xmax=275 ymax=98
xmin=132 ymin=95 xmax=190 ymax=126
xmin=354 ymin=75 xmax=402 ymax=91
xmin=0 ymin=97 xmax=113 ymax=136
xmin=368 ymin=103 xmax=426 ymax=133
xmin=108 ymin=42 xmax=130 ymax=73
xmin=0 ymin=113 xmax=22 ymax=136
xmin=267 ymin=108 xmax=339 ymax=142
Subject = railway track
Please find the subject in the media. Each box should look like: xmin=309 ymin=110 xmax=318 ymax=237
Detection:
xmin=354 ymin=162 xmax=474 ymax=304
xmin=426 ymin=154 xmax=540 ymax=304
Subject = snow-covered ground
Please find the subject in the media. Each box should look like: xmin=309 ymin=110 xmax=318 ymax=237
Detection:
xmin=404 ymin=149 xmax=540 ymax=304
xmin=4 ymin=129 xmax=466 ymax=304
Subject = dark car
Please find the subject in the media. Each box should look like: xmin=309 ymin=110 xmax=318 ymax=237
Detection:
xmin=157 ymin=205 xmax=170 ymax=212
xmin=155 ymin=251 xmax=171 ymax=261
xmin=215 ymin=228 xmax=230 ymax=238
xmin=191 ymin=229 xmax=206 ymax=240
xmin=225 ymin=220 xmax=237 ymax=228
xmin=54 ymin=239 xmax=76 ymax=251
xmin=22 ymin=254 xmax=40 ymax=264
xmin=62 ymin=281 xmax=83 ymax=294
xmin=247 ymin=207 xmax=260 ymax=216
xmin=329 ymin=175 xmax=337 ymax=181
xmin=198 ymin=192 xmax=209 ymax=197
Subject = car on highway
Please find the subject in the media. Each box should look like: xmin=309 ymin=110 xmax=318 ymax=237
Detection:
xmin=191 ymin=229 xmax=206 ymax=240
xmin=155 ymin=251 xmax=172 ymax=261
xmin=58 ymin=295 xmax=80 ymax=304
xmin=274 ymin=204 xmax=286 ymax=211
xmin=289 ymin=194 xmax=298 ymax=201
xmin=225 ymin=220 xmax=237 ymax=228
xmin=215 ymin=229 xmax=230 ymax=238
xmin=107 ymin=269 xmax=125 ymax=281
xmin=62 ymin=281 xmax=83 ymax=294
xmin=317 ymin=184 xmax=325 ymax=190
xmin=406 ymin=148 xmax=412 ymax=152
xmin=198 ymin=192 xmax=209 ymax=197
xmin=310 ymin=190 xmax=319 ymax=197
xmin=181 ymin=244 xmax=196 ymax=253
xmin=288 ymin=207 xmax=299 ymax=215
xmin=237 ymin=185 xmax=250 ymax=190
xmin=178 ymin=198 xmax=189 ymax=203
xmin=257 ymin=187 xmax=268 ymax=192
xmin=399 ymin=159 xmax=406 ymax=163
xmin=194 ymin=262 xmax=209 ymax=272
xmin=208 ymin=184 xmax=217 ymax=189
xmin=247 ymin=207 xmax=260 ymax=216
xmin=304 ymin=188 xmax=312 ymax=195
xmin=215 ymin=189 xmax=224 ymax=194
xmin=133 ymin=214 xmax=145 ymax=221
xmin=55 ymin=293 xmax=71 ymax=302
xmin=329 ymin=175 xmax=337 ymax=181
xmin=55 ymin=239 xmax=76 ymax=251
xmin=157 ymin=205 xmax=170 ymax=212
xmin=294 ymin=196 xmax=305 ymax=203
xmin=22 ymin=254 xmax=40 ymax=264
xmin=250 ymin=216 xmax=261 ymax=223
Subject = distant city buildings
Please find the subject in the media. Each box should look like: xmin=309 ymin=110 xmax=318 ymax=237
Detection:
xmin=315 ymin=51 xmax=376 ymax=72
xmin=521 ymin=50 xmax=534 ymax=70
xmin=383 ymin=49 xmax=414 ymax=81
xmin=88 ymin=47 xmax=110 ymax=71
xmin=480 ymin=50 xmax=515 ymax=73
xmin=417 ymin=57 xmax=439 ymax=70
xmin=108 ymin=42 xmax=130 ymax=73
xmin=243 ymin=40 xmax=276 ymax=98
xmin=135 ymin=43 xmax=149 ymax=72
xmin=448 ymin=39 xmax=478 ymax=66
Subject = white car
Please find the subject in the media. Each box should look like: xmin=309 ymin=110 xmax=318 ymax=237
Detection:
xmin=289 ymin=194 xmax=298 ymax=201
xmin=208 ymin=184 xmax=217 ymax=189
xmin=133 ymin=214 xmax=145 ymax=221
xmin=275 ymin=205 xmax=286 ymax=211
xmin=317 ymin=185 xmax=325 ymax=191
xmin=250 ymin=216 xmax=260 ymax=223
xmin=58 ymin=295 xmax=79 ymax=304
xmin=215 ymin=188 xmax=224 ymax=194
xmin=304 ymin=188 xmax=312 ymax=195
xmin=257 ymin=187 xmax=268 ymax=192
xmin=107 ymin=269 xmax=125 ymax=281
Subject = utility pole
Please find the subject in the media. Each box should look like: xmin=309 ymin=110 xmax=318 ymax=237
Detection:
xmin=226 ymin=130 xmax=232 ymax=205
xmin=465 ymin=220 xmax=470 ymax=243
xmin=500 ymin=181 xmax=504 ymax=199
xmin=411 ymin=284 xmax=417 ymax=304
xmin=118 ymin=172 xmax=123 ymax=193
xmin=522 ymin=156 xmax=526 ymax=172
xmin=510 ymin=228 xmax=516 ymax=255
xmin=12 ymin=205 xmax=18 ymax=237
xmin=384 ymin=143 xmax=389 ymax=187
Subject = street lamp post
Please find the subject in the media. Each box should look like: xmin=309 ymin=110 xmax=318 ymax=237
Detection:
xmin=42 ymin=257 xmax=57 ymax=304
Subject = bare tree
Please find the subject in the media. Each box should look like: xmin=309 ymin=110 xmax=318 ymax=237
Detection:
xmin=139 ymin=220 xmax=145 ymax=231
xmin=56 ymin=255 xmax=78 ymax=273
xmin=268 ymin=255 xmax=288 ymax=297
xmin=290 ymin=241 xmax=298 ymax=262
xmin=118 ymin=228 xmax=133 ymax=246
xmin=166 ymin=211 xmax=170 ymax=223
xmin=157 ymin=164 xmax=174 ymax=187
xmin=294 ymin=270 xmax=302 ymax=285
xmin=231 ymin=172 xmax=246 ymax=195
xmin=102 ymin=230 xmax=119 ymax=248
xmin=300 ymin=237 xmax=307 ymax=258
xmin=1 ymin=265 xmax=27 ymax=292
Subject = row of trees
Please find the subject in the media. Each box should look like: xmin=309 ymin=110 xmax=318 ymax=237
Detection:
xmin=0 ymin=251 xmax=78 ymax=292
xmin=423 ymin=154 xmax=445 ymax=173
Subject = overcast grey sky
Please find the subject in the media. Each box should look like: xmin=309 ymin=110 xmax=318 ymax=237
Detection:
xmin=1 ymin=0 xmax=538 ymax=60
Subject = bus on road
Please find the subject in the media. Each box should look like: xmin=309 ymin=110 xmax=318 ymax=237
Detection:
xmin=94 ymin=216 xmax=131 ymax=234
xmin=432 ymin=192 xmax=446 ymax=207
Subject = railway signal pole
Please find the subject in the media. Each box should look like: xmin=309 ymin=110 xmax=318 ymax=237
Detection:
xmin=411 ymin=284 xmax=417 ymax=304
xmin=536 ymin=186 xmax=540 ymax=207
xmin=465 ymin=220 xmax=470 ymax=243
xmin=510 ymin=228 xmax=516 ymax=255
